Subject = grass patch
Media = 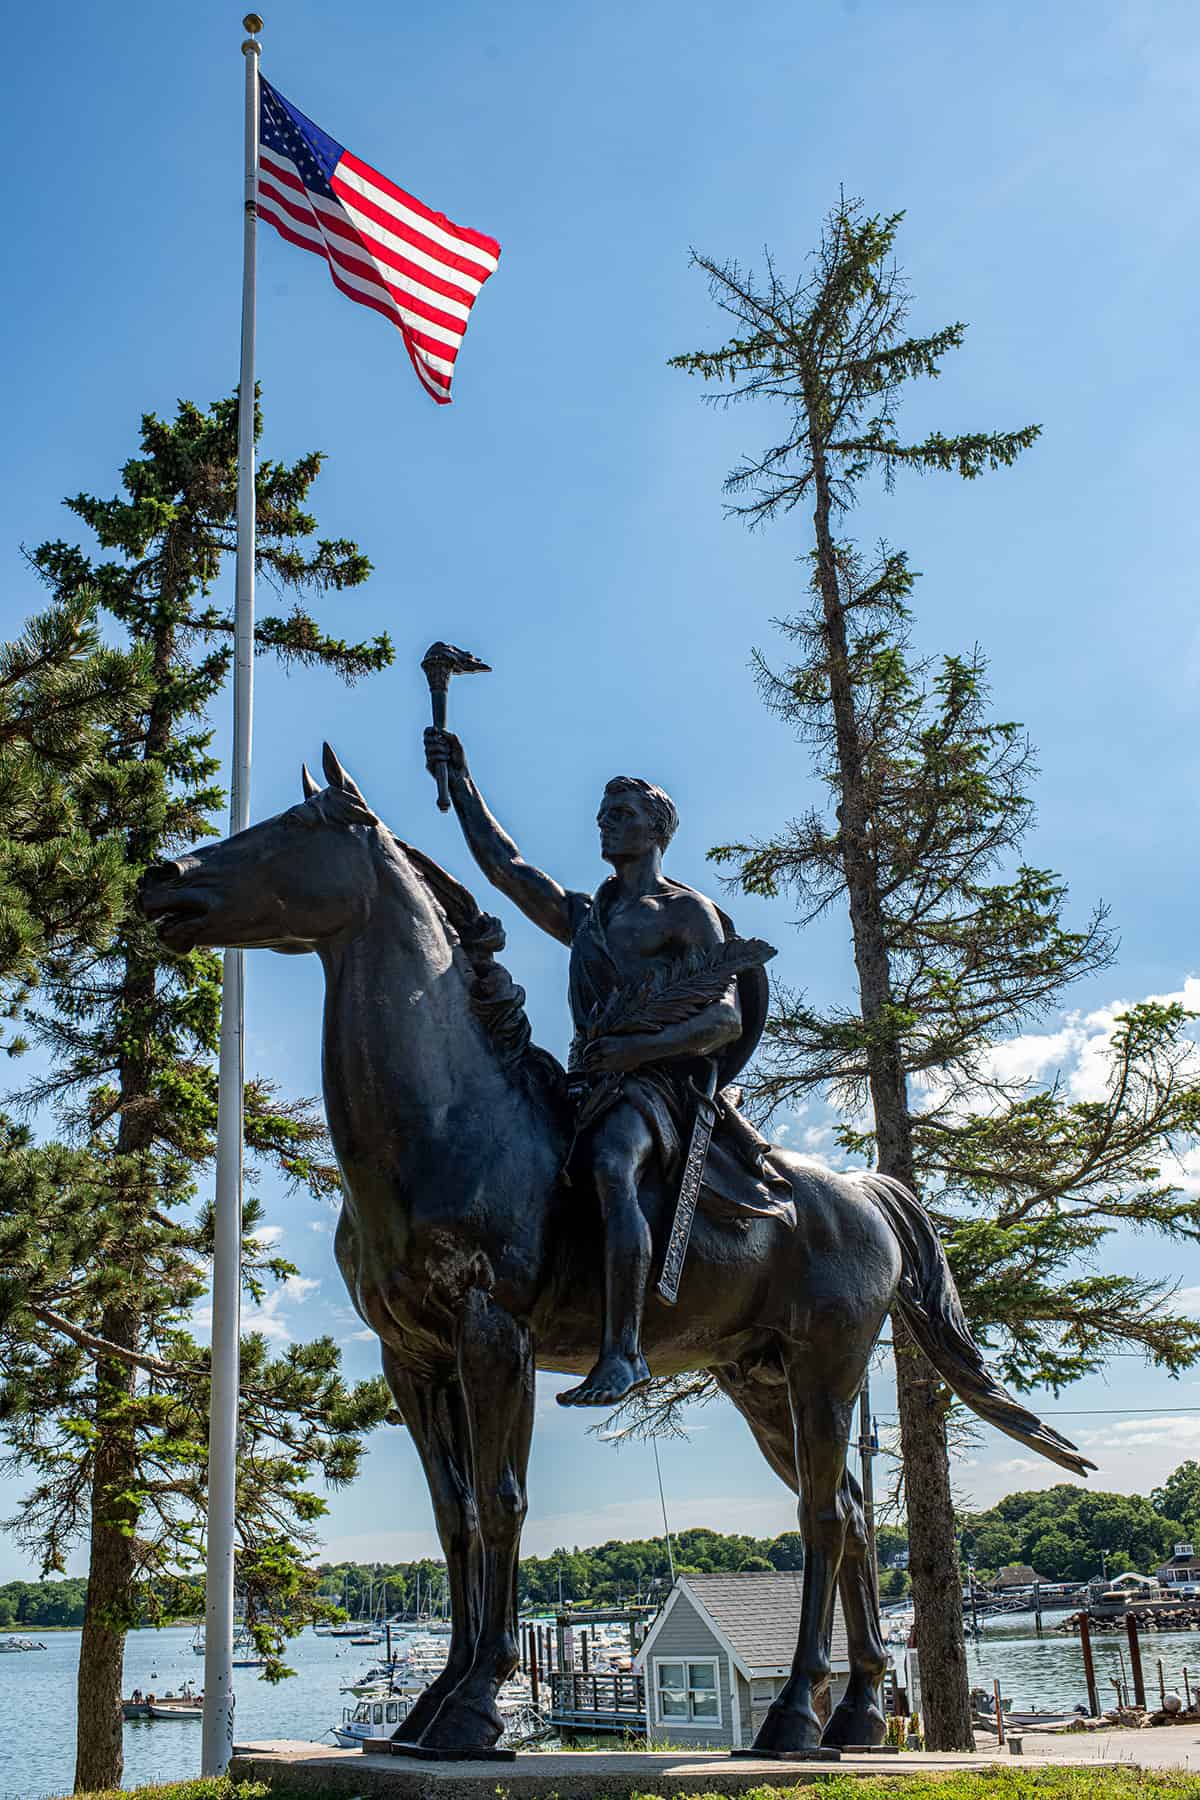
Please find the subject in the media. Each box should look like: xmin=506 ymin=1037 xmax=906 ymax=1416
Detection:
xmin=64 ymin=1781 xmax=274 ymax=1800
xmin=61 ymin=1770 xmax=1200 ymax=1800
xmin=658 ymin=1778 xmax=1200 ymax=1799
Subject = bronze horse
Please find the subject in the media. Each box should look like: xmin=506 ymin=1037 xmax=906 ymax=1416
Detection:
xmin=141 ymin=745 xmax=1093 ymax=1756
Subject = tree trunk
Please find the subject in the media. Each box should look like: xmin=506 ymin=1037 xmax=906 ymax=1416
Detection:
xmin=75 ymin=636 xmax=176 ymax=1791
xmin=808 ymin=434 xmax=974 ymax=1752
xmin=893 ymin=1317 xmax=975 ymax=1749
xmin=73 ymin=1307 xmax=139 ymax=1793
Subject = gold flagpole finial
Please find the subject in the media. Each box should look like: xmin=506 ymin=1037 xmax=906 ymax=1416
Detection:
xmin=243 ymin=13 xmax=264 ymax=35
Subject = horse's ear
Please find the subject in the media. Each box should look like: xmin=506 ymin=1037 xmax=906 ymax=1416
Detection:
xmin=301 ymin=763 xmax=320 ymax=800
xmin=322 ymin=741 xmax=368 ymax=807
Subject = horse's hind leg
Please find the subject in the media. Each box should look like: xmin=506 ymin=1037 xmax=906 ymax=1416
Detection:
xmin=417 ymin=1287 xmax=534 ymax=1753
xmin=381 ymin=1354 xmax=482 ymax=1745
xmin=821 ymin=1467 xmax=888 ymax=1749
xmin=715 ymin=1356 xmax=850 ymax=1753
xmin=756 ymin=1363 xmax=855 ymax=1754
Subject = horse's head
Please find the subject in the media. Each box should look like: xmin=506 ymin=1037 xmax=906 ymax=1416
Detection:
xmin=140 ymin=743 xmax=400 ymax=956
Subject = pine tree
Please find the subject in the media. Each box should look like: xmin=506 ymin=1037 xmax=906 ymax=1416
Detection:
xmin=0 ymin=394 xmax=393 ymax=1793
xmin=670 ymin=202 xmax=1200 ymax=1748
xmin=0 ymin=594 xmax=145 ymax=1040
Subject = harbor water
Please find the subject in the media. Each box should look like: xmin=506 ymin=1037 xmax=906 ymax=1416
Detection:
xmin=967 ymin=1607 xmax=1200 ymax=1714
xmin=0 ymin=1623 xmax=409 ymax=1799
xmin=5 ymin=1609 xmax=1200 ymax=1797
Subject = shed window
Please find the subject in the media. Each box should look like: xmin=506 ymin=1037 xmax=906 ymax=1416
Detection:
xmin=654 ymin=1657 xmax=720 ymax=1726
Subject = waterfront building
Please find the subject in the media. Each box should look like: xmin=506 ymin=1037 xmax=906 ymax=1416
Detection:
xmin=1155 ymin=1544 xmax=1200 ymax=1594
xmin=990 ymin=1563 xmax=1049 ymax=1592
xmin=634 ymin=1571 xmax=850 ymax=1749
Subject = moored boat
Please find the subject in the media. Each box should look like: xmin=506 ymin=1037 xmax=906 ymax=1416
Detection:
xmin=332 ymin=1694 xmax=412 ymax=1748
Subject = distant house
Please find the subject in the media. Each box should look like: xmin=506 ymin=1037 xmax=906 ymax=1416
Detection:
xmin=634 ymin=1571 xmax=849 ymax=1750
xmin=990 ymin=1563 xmax=1047 ymax=1590
xmin=1155 ymin=1545 xmax=1200 ymax=1590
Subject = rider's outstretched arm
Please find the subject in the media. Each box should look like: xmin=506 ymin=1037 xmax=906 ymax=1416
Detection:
xmin=424 ymin=728 xmax=583 ymax=945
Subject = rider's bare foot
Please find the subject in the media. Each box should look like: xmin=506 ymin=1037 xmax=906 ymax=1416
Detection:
xmin=556 ymin=1352 xmax=651 ymax=1408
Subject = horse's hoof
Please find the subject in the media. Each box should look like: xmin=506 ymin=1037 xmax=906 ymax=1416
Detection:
xmin=821 ymin=1698 xmax=887 ymax=1749
xmin=417 ymin=1692 xmax=505 ymax=1753
xmin=751 ymin=1701 xmax=823 ymax=1755
xmin=396 ymin=1674 xmax=462 ymax=1744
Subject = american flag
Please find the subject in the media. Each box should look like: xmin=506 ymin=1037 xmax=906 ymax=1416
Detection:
xmin=257 ymin=79 xmax=500 ymax=404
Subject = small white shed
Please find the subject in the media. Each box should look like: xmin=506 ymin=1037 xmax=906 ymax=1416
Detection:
xmin=634 ymin=1571 xmax=850 ymax=1750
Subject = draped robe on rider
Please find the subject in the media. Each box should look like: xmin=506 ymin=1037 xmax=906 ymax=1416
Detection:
xmin=565 ymin=876 xmax=796 ymax=1229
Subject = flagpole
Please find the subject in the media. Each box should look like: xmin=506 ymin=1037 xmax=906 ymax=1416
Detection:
xmin=201 ymin=13 xmax=261 ymax=1778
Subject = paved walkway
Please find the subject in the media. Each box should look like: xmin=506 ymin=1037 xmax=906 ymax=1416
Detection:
xmin=1012 ymin=1723 xmax=1200 ymax=1770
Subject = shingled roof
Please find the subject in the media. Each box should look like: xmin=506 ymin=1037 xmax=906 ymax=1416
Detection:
xmin=645 ymin=1571 xmax=849 ymax=1675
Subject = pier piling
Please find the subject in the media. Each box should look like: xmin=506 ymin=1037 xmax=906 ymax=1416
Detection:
xmin=1079 ymin=1614 xmax=1100 ymax=1717
xmin=1126 ymin=1614 xmax=1147 ymax=1709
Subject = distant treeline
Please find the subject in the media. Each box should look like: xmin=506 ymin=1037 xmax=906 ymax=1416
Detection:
xmin=0 ymin=1576 xmax=89 ymax=1628
xmin=23 ymin=1461 xmax=1200 ymax=1629
xmin=961 ymin=1461 xmax=1200 ymax=1584
xmin=13 ymin=1462 xmax=1200 ymax=1628
xmin=315 ymin=1523 xmax=914 ymax=1614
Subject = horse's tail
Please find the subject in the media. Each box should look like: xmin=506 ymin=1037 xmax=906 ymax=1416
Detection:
xmin=860 ymin=1170 xmax=1096 ymax=1478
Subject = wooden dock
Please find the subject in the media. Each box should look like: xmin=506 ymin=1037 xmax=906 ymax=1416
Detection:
xmin=547 ymin=1669 xmax=645 ymax=1738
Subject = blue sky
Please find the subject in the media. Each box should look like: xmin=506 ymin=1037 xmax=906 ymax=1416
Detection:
xmin=2 ymin=0 xmax=1199 ymax=1581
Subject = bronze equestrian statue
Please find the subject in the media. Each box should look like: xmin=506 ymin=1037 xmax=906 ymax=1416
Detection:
xmin=141 ymin=740 xmax=1093 ymax=1758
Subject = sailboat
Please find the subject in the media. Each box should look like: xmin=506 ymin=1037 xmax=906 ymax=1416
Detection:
xmin=351 ymin=1577 xmax=386 ymax=1645
xmin=326 ymin=1572 xmax=365 ymax=1638
xmin=192 ymin=1620 xmax=265 ymax=1667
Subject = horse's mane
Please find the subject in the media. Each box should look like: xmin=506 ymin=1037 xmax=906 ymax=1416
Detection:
xmin=388 ymin=831 xmax=566 ymax=1096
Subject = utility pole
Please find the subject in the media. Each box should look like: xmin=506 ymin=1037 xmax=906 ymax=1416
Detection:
xmin=858 ymin=1379 xmax=878 ymax=1576
xmin=652 ymin=1437 xmax=676 ymax=1585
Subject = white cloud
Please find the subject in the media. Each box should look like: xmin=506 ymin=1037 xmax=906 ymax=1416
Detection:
xmin=192 ymin=1273 xmax=320 ymax=1347
xmin=930 ymin=972 xmax=1200 ymax=1124
xmin=242 ymin=1274 xmax=321 ymax=1346
xmin=308 ymin=1220 xmax=331 ymax=1234
xmin=986 ymin=1027 xmax=1079 ymax=1088
xmin=803 ymin=1124 xmax=833 ymax=1151
xmin=1076 ymin=1414 xmax=1200 ymax=1455
xmin=250 ymin=1224 xmax=284 ymax=1248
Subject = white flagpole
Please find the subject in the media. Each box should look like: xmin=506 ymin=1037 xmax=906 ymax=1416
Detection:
xmin=201 ymin=13 xmax=261 ymax=1778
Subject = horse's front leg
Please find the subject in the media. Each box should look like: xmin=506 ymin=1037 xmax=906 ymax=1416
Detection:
xmin=417 ymin=1286 xmax=534 ymax=1752
xmin=381 ymin=1353 xmax=482 ymax=1745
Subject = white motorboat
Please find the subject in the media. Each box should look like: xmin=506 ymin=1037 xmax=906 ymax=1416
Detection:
xmin=332 ymin=1694 xmax=413 ymax=1748
xmin=330 ymin=1681 xmax=547 ymax=1752
xmin=140 ymin=1681 xmax=204 ymax=1720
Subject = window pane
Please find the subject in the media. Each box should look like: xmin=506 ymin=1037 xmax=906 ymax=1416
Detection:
xmin=658 ymin=1662 xmax=685 ymax=1690
xmin=691 ymin=1690 xmax=719 ymax=1720
xmin=660 ymin=1692 xmax=689 ymax=1718
xmin=689 ymin=1663 xmax=717 ymax=1692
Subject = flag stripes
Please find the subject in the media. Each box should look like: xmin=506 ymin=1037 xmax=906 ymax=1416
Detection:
xmin=257 ymin=80 xmax=499 ymax=403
